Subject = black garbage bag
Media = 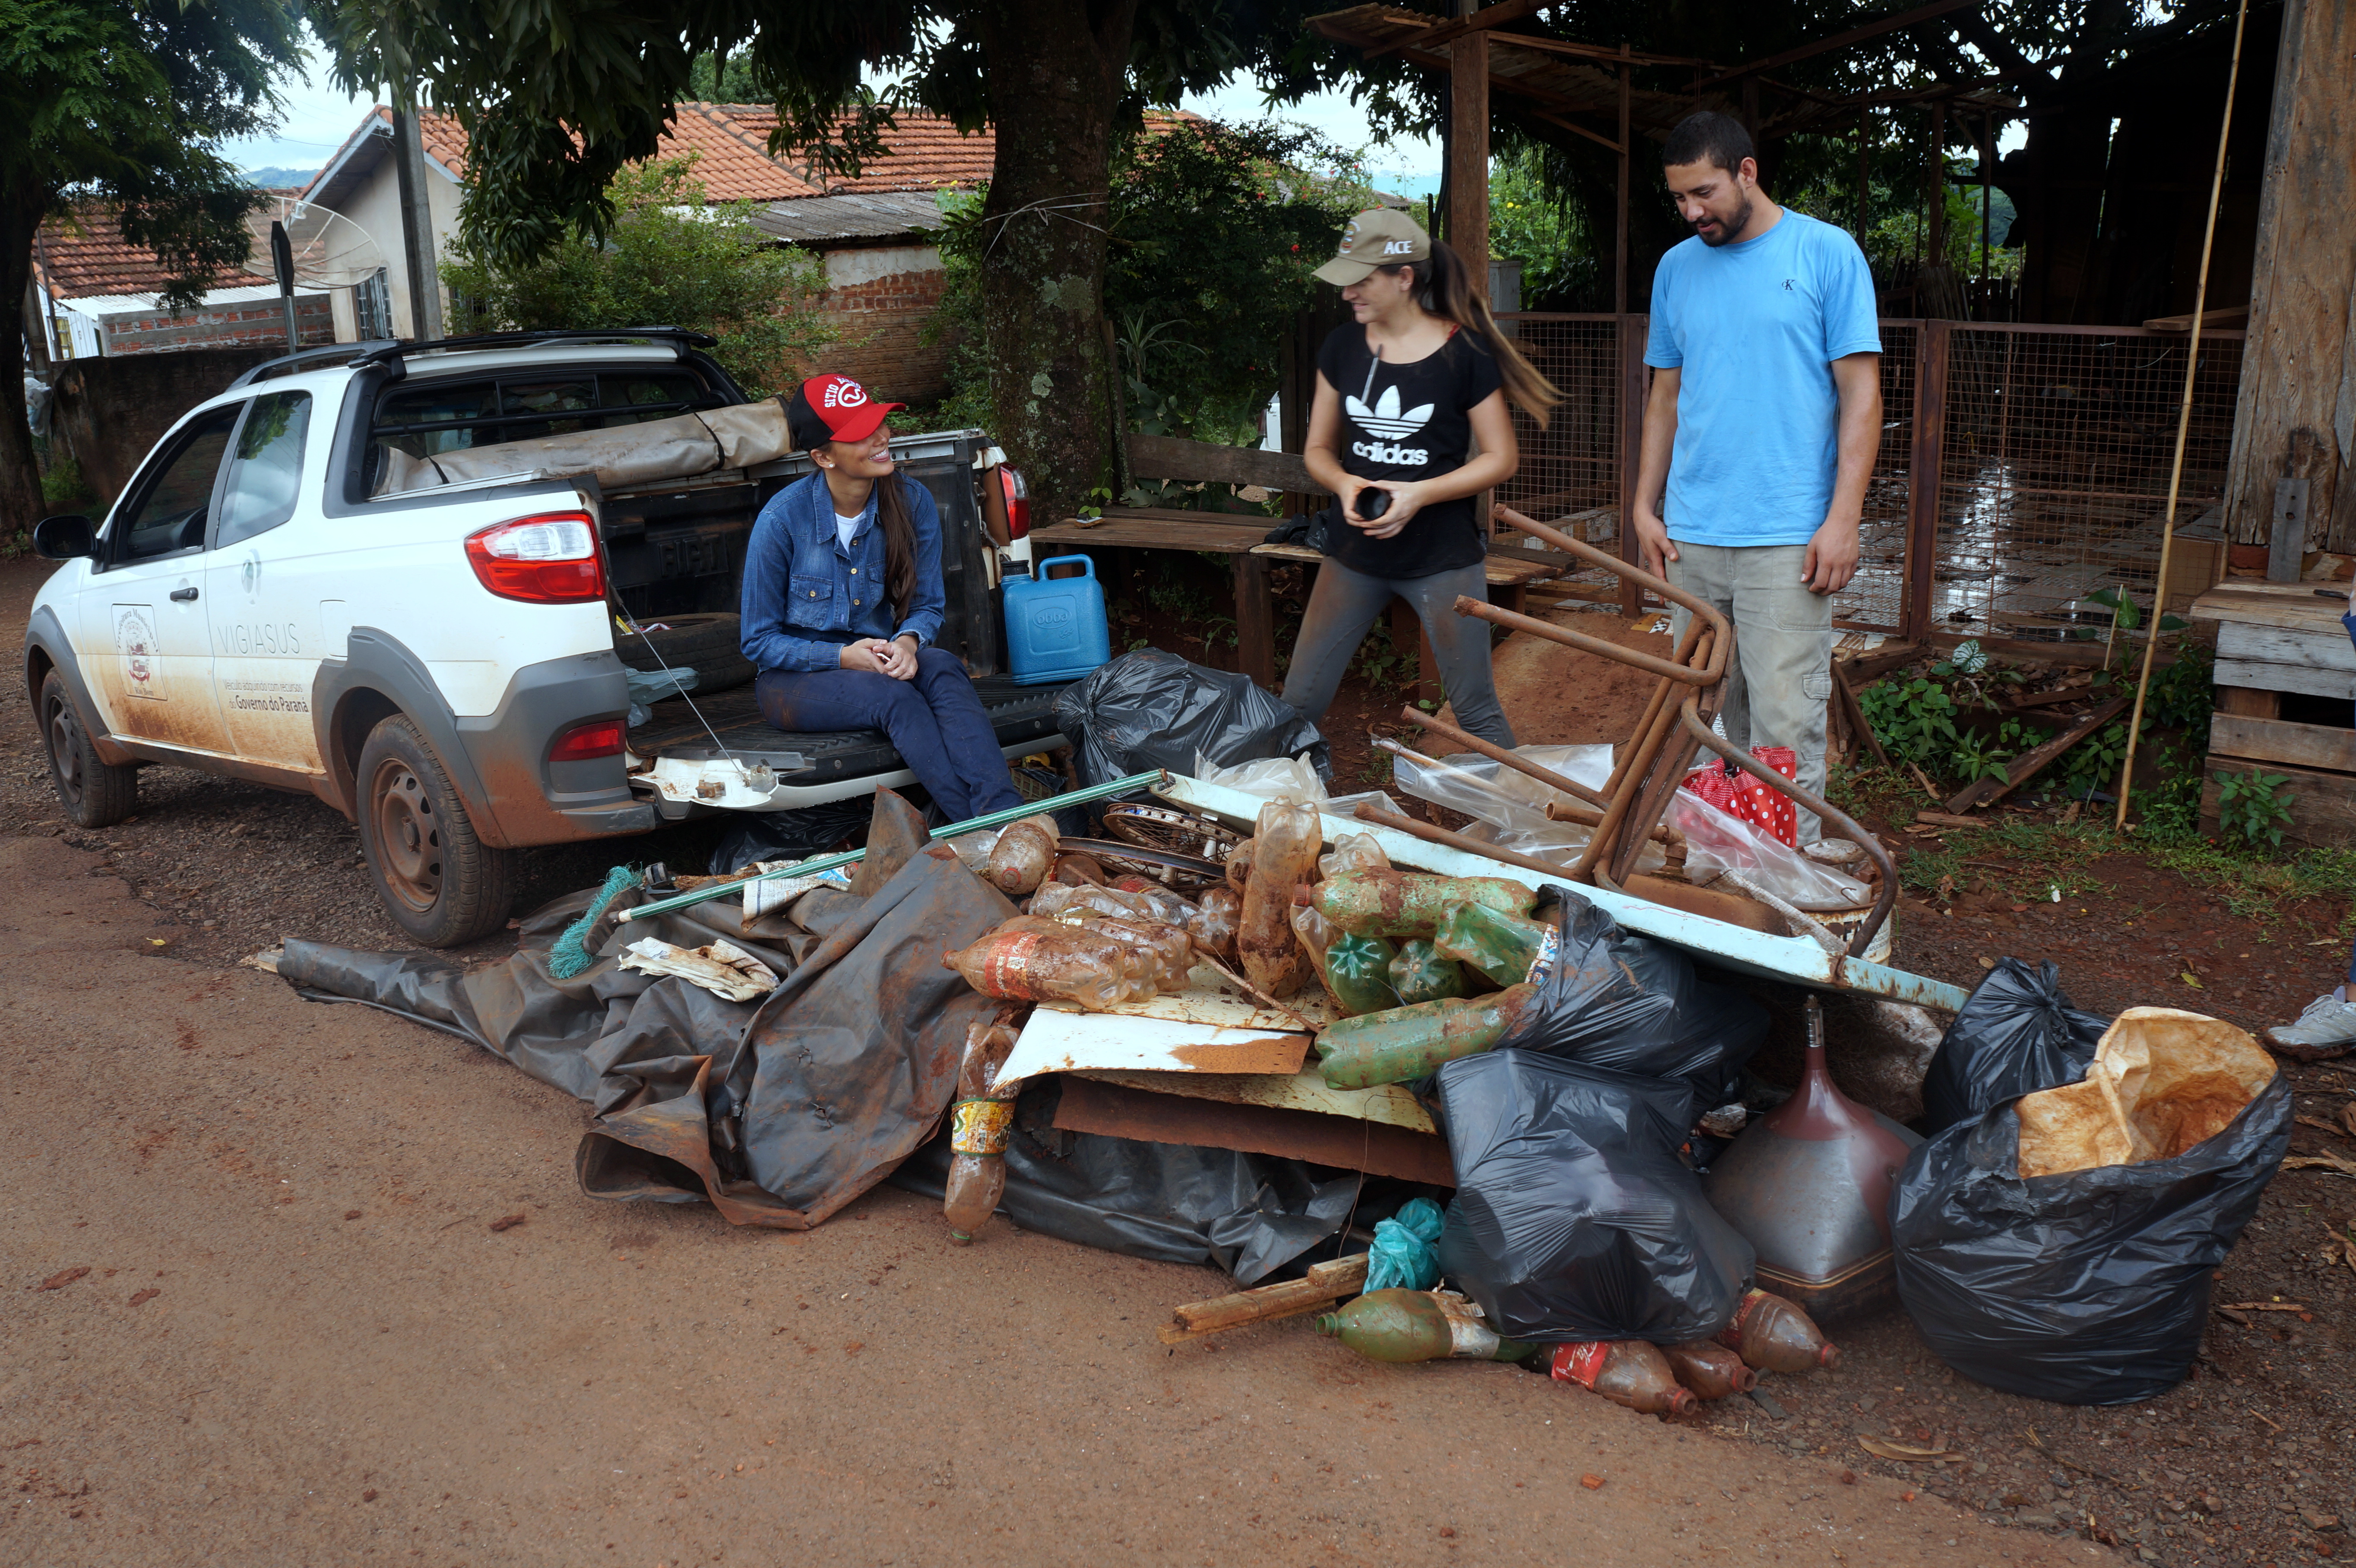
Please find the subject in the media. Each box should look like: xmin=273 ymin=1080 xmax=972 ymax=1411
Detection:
xmin=889 ymin=1120 xmax=1360 ymax=1285
xmin=709 ymin=797 xmax=877 ymax=876
xmin=1053 ymin=648 xmax=1329 ymax=789
xmin=281 ymin=788 xmax=1012 ymax=1229
xmin=1493 ymin=886 xmax=1768 ymax=1107
xmin=1891 ymin=1073 xmax=2291 ymax=1404
xmin=1920 ymin=958 xmax=2110 ymax=1134
xmin=1434 ymin=1050 xmax=1756 ymax=1344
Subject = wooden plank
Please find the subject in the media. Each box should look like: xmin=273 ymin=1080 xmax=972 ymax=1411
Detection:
xmin=1903 ymin=323 xmax=1951 ymax=640
xmin=1125 ymin=434 xmax=1323 ymax=496
xmin=1073 ymin=1068 xmax=1438 ymax=1135
xmin=1031 ymin=518 xmax=1264 ymax=554
xmin=1050 ymin=1075 xmax=1457 ymax=1187
xmin=2208 ymin=712 xmax=2356 ymax=775
xmin=2216 ymin=685 xmax=2283 ymax=719
xmin=1943 ymin=696 xmax=2127 ymax=812
xmin=2216 ymin=658 xmax=2356 ymax=702
xmin=2194 ymin=590 xmax=2356 ymax=638
xmin=2144 ymin=304 xmax=2250 ymax=332
xmin=1835 ymin=640 xmax=1927 ymax=685
xmin=2217 ymin=620 xmax=2356 ymax=674
xmin=2220 ymin=0 xmax=2356 ymax=551
xmin=1833 ymin=662 xmax=1893 ymax=771
xmin=2200 ymin=757 xmax=2356 ymax=849
xmin=1249 ymin=540 xmax=1565 ymax=586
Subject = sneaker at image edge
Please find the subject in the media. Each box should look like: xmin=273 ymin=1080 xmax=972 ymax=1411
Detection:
xmin=2262 ymin=990 xmax=2356 ymax=1061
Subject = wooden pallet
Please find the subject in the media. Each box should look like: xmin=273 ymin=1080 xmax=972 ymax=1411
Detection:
xmin=2189 ymin=581 xmax=2356 ymax=845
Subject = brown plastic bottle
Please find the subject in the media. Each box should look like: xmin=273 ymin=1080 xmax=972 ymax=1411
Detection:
xmin=1225 ymin=836 xmax=1256 ymax=894
xmin=1714 ymin=1289 xmax=1841 ymax=1373
xmin=1072 ymin=911 xmax=1195 ymax=989
xmin=1188 ymin=885 xmax=1241 ymax=964
xmin=982 ymin=814 xmax=1061 ymax=895
xmin=993 ymin=915 xmax=1154 ymax=986
xmin=944 ymin=1016 xmax=1020 ymax=1243
xmin=1662 ymin=1339 xmax=1760 ymax=1400
xmin=1239 ymin=801 xmax=1321 ymax=999
xmin=943 ymin=925 xmax=1141 ymax=1010
xmin=1547 ymin=1340 xmax=1698 ymax=1416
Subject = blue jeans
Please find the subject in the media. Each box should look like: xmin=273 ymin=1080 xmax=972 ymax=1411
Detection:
xmin=1281 ymin=558 xmax=1516 ymax=748
xmin=756 ymin=647 xmax=1024 ymax=823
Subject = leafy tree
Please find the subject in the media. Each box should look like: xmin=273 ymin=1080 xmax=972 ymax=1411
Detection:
xmin=310 ymin=0 xmax=1319 ymax=521
xmin=3 ymin=0 xmax=300 ymax=530
xmin=1488 ymin=144 xmax=1595 ymax=310
xmin=440 ymin=154 xmax=835 ymax=398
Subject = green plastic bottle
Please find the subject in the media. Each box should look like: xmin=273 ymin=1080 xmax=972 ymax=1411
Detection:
xmin=1432 ymin=901 xmax=1554 ymax=988
xmin=1317 ymin=984 xmax=1536 ymax=1088
xmin=1388 ymin=939 xmax=1469 ymax=1003
xmin=1324 ymin=930 xmax=1400 ymax=1016
xmin=1311 ymin=868 xmax=1537 ymax=939
xmin=1314 ymin=1289 xmax=1539 ymax=1364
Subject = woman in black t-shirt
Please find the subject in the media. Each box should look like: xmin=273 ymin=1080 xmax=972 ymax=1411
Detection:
xmin=1286 ymin=208 xmax=1561 ymax=746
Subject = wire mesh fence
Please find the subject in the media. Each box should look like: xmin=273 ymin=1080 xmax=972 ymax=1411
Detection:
xmin=1928 ymin=324 xmax=2244 ymax=642
xmin=1486 ymin=314 xmax=2245 ymax=643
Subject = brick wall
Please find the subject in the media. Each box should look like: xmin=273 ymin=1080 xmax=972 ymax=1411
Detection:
xmin=51 ymin=348 xmax=282 ymax=505
xmin=101 ymin=295 xmax=335 ymax=357
xmin=807 ymin=244 xmax=962 ymax=405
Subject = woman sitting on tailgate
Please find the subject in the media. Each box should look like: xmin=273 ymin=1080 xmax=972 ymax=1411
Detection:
xmin=740 ymin=374 xmax=1023 ymax=822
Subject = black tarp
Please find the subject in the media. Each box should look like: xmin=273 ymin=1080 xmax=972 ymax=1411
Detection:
xmin=282 ymin=790 xmax=1009 ymax=1227
xmin=282 ymin=787 xmax=1373 ymax=1276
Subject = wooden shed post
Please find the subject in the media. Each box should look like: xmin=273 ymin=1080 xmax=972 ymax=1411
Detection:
xmin=2221 ymin=0 xmax=2356 ymax=555
xmin=1448 ymin=0 xmax=1491 ymax=294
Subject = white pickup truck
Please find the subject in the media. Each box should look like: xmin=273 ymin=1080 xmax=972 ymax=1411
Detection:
xmin=22 ymin=329 xmax=1066 ymax=946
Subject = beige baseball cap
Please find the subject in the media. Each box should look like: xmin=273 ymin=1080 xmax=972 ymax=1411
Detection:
xmin=1312 ymin=207 xmax=1431 ymax=284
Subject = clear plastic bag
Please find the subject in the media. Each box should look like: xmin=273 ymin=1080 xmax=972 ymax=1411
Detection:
xmin=1666 ymin=781 xmax=1870 ymax=911
xmin=1389 ymin=744 xmax=1657 ymax=872
xmin=1317 ymin=831 xmax=1392 ymax=879
xmin=1194 ymin=750 xmax=1327 ymax=806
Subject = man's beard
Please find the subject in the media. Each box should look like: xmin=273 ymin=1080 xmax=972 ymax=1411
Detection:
xmin=1697 ymin=195 xmax=1755 ymax=247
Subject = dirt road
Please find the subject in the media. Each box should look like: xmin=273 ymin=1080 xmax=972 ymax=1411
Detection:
xmin=1 ymin=828 xmax=2107 ymax=1567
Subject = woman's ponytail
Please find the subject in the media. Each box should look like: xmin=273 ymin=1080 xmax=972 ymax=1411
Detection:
xmin=875 ymin=469 xmax=919 ymax=620
xmin=1391 ymin=240 xmax=1564 ymax=428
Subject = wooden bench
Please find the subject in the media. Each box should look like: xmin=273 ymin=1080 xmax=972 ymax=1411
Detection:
xmin=2189 ymin=580 xmax=2356 ymax=847
xmin=1026 ymin=435 xmax=1572 ymax=696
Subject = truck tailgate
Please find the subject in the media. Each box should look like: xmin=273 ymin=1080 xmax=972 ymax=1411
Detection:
xmin=628 ymin=674 xmax=1072 ymax=813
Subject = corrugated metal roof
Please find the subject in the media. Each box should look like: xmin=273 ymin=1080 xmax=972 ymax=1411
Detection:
xmin=747 ymin=190 xmax=953 ymax=243
xmin=54 ymin=282 xmax=331 ymax=317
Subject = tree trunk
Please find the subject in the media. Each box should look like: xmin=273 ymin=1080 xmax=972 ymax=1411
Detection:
xmin=1 ymin=180 xmax=49 ymax=538
xmin=970 ymin=0 xmax=1138 ymax=525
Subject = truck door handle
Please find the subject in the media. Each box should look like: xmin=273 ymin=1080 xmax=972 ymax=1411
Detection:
xmin=170 ymin=586 xmax=199 ymax=602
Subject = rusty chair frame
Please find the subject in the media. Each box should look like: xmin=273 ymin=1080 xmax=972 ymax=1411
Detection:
xmin=1366 ymin=505 xmax=1898 ymax=961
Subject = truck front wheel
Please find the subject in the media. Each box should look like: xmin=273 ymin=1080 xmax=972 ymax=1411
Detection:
xmin=357 ymin=714 xmax=516 ymax=947
xmin=40 ymin=670 xmax=139 ymax=828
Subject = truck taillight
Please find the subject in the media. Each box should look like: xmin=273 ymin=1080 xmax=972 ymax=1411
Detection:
xmin=549 ymin=719 xmax=624 ymax=762
xmin=465 ymin=513 xmax=605 ymax=604
xmin=999 ymin=466 xmax=1029 ymax=540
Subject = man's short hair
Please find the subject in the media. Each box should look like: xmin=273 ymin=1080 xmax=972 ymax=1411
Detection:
xmin=1663 ymin=111 xmax=1754 ymax=177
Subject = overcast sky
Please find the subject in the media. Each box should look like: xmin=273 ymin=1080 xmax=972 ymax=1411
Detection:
xmin=218 ymin=35 xmax=1441 ymax=181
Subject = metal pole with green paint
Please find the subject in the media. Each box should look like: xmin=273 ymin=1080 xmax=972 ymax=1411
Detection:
xmin=617 ymin=770 xmax=1170 ymax=923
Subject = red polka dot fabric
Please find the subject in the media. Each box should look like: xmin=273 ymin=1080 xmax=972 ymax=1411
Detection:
xmin=1680 ymin=746 xmax=1799 ymax=847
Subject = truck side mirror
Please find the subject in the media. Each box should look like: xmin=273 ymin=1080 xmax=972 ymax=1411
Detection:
xmin=32 ymin=515 xmax=95 ymax=560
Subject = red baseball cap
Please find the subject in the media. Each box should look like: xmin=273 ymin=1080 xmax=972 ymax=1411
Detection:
xmin=787 ymin=373 xmax=903 ymax=449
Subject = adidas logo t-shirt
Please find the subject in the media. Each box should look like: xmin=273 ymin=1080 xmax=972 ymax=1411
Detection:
xmin=1316 ymin=323 xmax=1504 ymax=579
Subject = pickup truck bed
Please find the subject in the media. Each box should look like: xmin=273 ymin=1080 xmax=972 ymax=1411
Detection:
xmin=627 ymin=674 xmax=1074 ymax=809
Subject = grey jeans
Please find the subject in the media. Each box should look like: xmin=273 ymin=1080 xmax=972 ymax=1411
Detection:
xmin=1281 ymin=557 xmax=1517 ymax=748
xmin=1666 ymin=541 xmax=1835 ymax=843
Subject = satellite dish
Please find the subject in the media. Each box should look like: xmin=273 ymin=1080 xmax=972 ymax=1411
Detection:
xmin=243 ymin=194 xmax=389 ymax=291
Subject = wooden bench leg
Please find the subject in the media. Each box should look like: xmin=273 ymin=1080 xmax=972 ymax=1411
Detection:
xmin=1390 ymin=598 xmax=1442 ymax=710
xmin=1232 ymin=551 xmax=1276 ymax=691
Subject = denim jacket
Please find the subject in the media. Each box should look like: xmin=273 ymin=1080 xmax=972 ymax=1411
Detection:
xmin=739 ymin=470 xmax=947 ymax=673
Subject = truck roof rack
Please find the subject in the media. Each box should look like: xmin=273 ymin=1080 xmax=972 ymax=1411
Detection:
xmin=226 ymin=340 xmax=403 ymax=389
xmin=349 ymin=327 xmax=719 ymax=373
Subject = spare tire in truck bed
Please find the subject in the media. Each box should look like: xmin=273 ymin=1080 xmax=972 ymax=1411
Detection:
xmin=616 ymin=612 xmax=755 ymax=695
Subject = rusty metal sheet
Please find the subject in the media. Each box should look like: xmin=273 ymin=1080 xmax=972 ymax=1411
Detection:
xmin=1072 ymin=1067 xmax=1437 ymax=1135
xmin=1050 ymin=1075 xmax=1456 ymax=1187
xmin=1081 ymin=987 xmax=1337 ymax=1031
xmin=1157 ymin=775 xmax=1971 ymax=1013
xmin=995 ymin=1007 xmax=1310 ymax=1090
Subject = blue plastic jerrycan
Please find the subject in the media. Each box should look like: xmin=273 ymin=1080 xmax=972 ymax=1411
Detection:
xmin=1004 ymin=554 xmax=1112 ymax=685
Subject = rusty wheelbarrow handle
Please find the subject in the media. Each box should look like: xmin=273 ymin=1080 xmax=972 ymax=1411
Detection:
xmin=1491 ymin=504 xmax=1732 ymax=663
xmin=1675 ymin=697 xmax=1897 ymax=962
xmin=1453 ymin=597 xmax=1725 ymax=687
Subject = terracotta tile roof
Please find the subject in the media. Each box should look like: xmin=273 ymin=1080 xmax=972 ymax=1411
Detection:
xmin=713 ymin=107 xmax=997 ymax=193
xmin=34 ymin=205 xmax=244 ymax=299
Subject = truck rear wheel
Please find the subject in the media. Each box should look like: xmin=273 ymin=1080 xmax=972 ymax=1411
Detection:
xmin=358 ymin=714 xmax=516 ymax=947
xmin=40 ymin=671 xmax=139 ymax=828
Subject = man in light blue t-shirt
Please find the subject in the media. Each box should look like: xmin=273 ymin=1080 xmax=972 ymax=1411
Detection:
xmin=1633 ymin=111 xmax=1883 ymax=844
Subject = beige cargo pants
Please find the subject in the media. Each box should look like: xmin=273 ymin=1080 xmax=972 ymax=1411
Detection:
xmin=1665 ymin=541 xmax=1835 ymax=844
